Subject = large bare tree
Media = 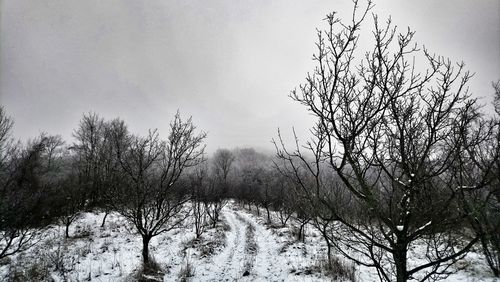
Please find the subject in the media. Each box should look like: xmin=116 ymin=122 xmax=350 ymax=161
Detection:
xmin=275 ymin=1 xmax=492 ymax=281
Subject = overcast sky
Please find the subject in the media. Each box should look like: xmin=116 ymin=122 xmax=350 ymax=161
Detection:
xmin=1 ymin=0 xmax=499 ymax=153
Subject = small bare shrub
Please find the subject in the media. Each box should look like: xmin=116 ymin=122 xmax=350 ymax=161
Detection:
xmin=73 ymin=223 xmax=92 ymax=238
xmin=47 ymin=241 xmax=78 ymax=279
xmin=7 ymin=256 xmax=50 ymax=282
xmin=77 ymin=242 xmax=92 ymax=257
xmin=178 ymin=258 xmax=195 ymax=282
xmin=220 ymin=215 xmax=231 ymax=232
xmin=0 ymin=256 xmax=11 ymax=266
xmin=316 ymin=255 xmax=356 ymax=281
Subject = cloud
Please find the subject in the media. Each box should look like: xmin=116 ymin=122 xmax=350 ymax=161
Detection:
xmin=1 ymin=0 xmax=498 ymax=152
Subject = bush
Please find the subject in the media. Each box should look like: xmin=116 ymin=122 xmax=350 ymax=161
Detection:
xmin=177 ymin=259 xmax=195 ymax=282
xmin=6 ymin=256 xmax=50 ymax=282
xmin=316 ymin=255 xmax=356 ymax=281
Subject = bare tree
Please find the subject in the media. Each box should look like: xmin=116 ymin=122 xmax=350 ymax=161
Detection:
xmin=30 ymin=133 xmax=80 ymax=238
xmin=0 ymin=107 xmax=34 ymax=260
xmin=155 ymin=112 xmax=207 ymax=220
xmin=99 ymin=118 xmax=131 ymax=227
xmin=110 ymin=112 xmax=206 ymax=266
xmin=232 ymin=148 xmax=268 ymax=211
xmin=0 ymin=131 xmax=62 ymax=259
xmin=271 ymin=176 xmax=295 ymax=227
xmin=0 ymin=106 xmax=14 ymax=169
xmin=457 ymin=81 xmax=500 ymax=277
xmin=71 ymin=113 xmax=106 ymax=207
xmin=205 ymin=148 xmax=234 ymax=227
xmin=212 ymin=148 xmax=235 ymax=181
xmin=493 ymin=80 xmax=500 ymax=116
xmin=275 ymin=1 xmax=489 ymax=281
xmin=0 ymin=106 xmax=18 ymax=203
xmin=188 ymin=164 xmax=209 ymax=238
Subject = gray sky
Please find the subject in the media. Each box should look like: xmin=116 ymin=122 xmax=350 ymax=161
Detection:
xmin=1 ymin=0 xmax=499 ymax=153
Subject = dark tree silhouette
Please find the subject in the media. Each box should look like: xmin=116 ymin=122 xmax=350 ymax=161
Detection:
xmin=0 ymin=128 xmax=62 ymax=258
xmin=275 ymin=1 xmax=492 ymax=281
xmin=457 ymin=81 xmax=500 ymax=277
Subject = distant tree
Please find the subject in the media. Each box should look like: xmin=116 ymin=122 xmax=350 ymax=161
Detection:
xmin=205 ymin=148 xmax=234 ymax=227
xmin=188 ymin=164 xmax=209 ymax=238
xmin=256 ymin=168 xmax=283 ymax=224
xmin=494 ymin=80 xmax=500 ymax=116
xmin=271 ymin=176 xmax=295 ymax=227
xmin=212 ymin=149 xmax=235 ymax=181
xmin=0 ymin=106 xmax=15 ymax=189
xmin=232 ymin=148 xmax=268 ymax=210
xmin=275 ymin=1 xmax=491 ymax=281
xmin=30 ymin=133 xmax=81 ymax=238
xmin=71 ymin=112 xmax=106 ymax=207
xmin=99 ymin=118 xmax=131 ymax=227
xmin=0 ymin=106 xmax=13 ymax=148
xmin=53 ymin=167 xmax=86 ymax=238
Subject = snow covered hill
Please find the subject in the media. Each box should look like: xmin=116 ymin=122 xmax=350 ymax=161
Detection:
xmin=0 ymin=202 xmax=498 ymax=281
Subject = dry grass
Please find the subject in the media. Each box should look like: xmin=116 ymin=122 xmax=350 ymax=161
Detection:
xmin=315 ymin=255 xmax=356 ymax=281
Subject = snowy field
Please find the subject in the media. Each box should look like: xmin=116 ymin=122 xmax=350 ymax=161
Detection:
xmin=0 ymin=202 xmax=498 ymax=281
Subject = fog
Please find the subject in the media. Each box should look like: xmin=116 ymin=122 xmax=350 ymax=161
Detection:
xmin=1 ymin=0 xmax=499 ymax=152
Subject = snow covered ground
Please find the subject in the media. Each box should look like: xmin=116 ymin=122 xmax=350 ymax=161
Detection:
xmin=0 ymin=201 xmax=498 ymax=281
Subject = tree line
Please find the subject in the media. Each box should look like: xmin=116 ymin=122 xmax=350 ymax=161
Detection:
xmin=0 ymin=108 xmax=291 ymax=271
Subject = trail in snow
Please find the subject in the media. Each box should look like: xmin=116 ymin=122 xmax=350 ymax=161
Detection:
xmin=195 ymin=207 xmax=248 ymax=281
xmin=219 ymin=210 xmax=247 ymax=281
xmin=194 ymin=206 xmax=291 ymax=282
xmin=3 ymin=207 xmax=494 ymax=281
xmin=184 ymin=205 xmax=498 ymax=282
xmin=237 ymin=211 xmax=289 ymax=281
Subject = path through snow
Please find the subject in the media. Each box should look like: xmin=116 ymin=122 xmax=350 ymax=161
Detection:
xmin=194 ymin=206 xmax=290 ymax=281
xmin=237 ymin=210 xmax=289 ymax=281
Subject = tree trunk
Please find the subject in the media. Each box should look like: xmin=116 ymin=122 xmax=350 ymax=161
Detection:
xmin=142 ymin=234 xmax=152 ymax=264
xmin=101 ymin=211 xmax=109 ymax=228
xmin=194 ymin=203 xmax=202 ymax=238
xmin=65 ymin=219 xmax=71 ymax=238
xmin=319 ymin=226 xmax=331 ymax=263
xmin=212 ymin=207 xmax=219 ymax=228
xmin=480 ymin=234 xmax=500 ymax=277
xmin=155 ymin=199 xmax=163 ymax=220
xmin=394 ymin=246 xmax=408 ymax=282
xmin=266 ymin=207 xmax=271 ymax=224
xmin=298 ymin=223 xmax=306 ymax=242
xmin=214 ymin=206 xmax=220 ymax=222
xmin=327 ymin=241 xmax=332 ymax=265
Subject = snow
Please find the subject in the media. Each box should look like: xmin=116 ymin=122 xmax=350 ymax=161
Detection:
xmin=1 ymin=202 xmax=498 ymax=281
xmin=416 ymin=221 xmax=432 ymax=233
xmin=189 ymin=209 xmax=247 ymax=281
